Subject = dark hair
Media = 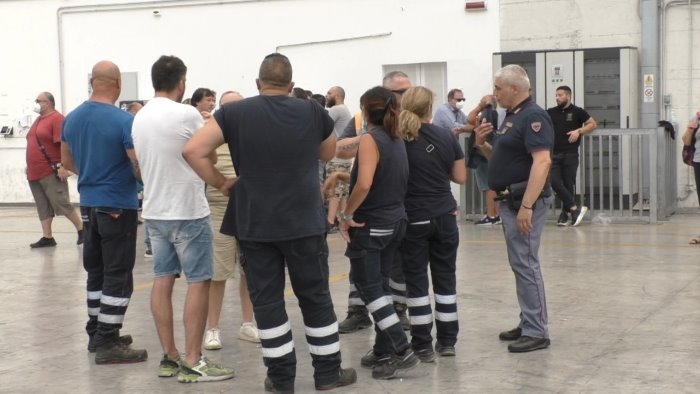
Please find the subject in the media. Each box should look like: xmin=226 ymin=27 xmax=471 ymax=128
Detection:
xmin=311 ymin=94 xmax=326 ymax=107
xmin=556 ymin=85 xmax=572 ymax=94
xmin=360 ymin=86 xmax=399 ymax=139
xmin=447 ymin=88 xmax=462 ymax=100
xmin=191 ymin=88 xmax=215 ymax=107
xmin=259 ymin=53 xmax=292 ymax=87
xmin=292 ymin=87 xmax=308 ymax=99
xmin=151 ymin=55 xmax=187 ymax=92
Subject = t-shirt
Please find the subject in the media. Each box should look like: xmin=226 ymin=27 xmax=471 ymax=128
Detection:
xmin=61 ymin=101 xmax=138 ymax=209
xmin=546 ymin=104 xmax=591 ymax=153
xmin=350 ymin=127 xmax=408 ymax=227
xmin=206 ymin=144 xmax=237 ymax=207
xmin=404 ymin=123 xmax=465 ymax=222
xmin=215 ymin=95 xmax=334 ymax=241
xmin=432 ymin=103 xmax=467 ymax=131
xmin=132 ymin=97 xmax=208 ymax=220
xmin=488 ymin=97 xmax=554 ymax=191
xmin=328 ymin=104 xmax=354 ymax=164
xmin=26 ymin=111 xmax=65 ymax=181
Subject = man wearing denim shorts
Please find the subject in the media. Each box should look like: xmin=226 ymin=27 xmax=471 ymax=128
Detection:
xmin=132 ymin=55 xmax=234 ymax=383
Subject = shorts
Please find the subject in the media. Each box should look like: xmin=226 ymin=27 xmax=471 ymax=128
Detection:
xmin=146 ymin=216 xmax=214 ymax=283
xmin=209 ymin=203 xmax=241 ymax=281
xmin=325 ymin=160 xmax=352 ymax=200
xmin=475 ymin=161 xmax=490 ymax=192
xmin=28 ymin=174 xmax=74 ymax=220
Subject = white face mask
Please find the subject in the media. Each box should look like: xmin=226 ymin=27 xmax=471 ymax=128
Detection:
xmin=455 ymin=101 xmax=465 ymax=110
xmin=32 ymin=103 xmax=41 ymax=114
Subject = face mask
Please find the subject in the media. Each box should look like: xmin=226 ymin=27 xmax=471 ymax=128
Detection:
xmin=33 ymin=103 xmax=41 ymax=114
xmin=455 ymin=101 xmax=465 ymax=110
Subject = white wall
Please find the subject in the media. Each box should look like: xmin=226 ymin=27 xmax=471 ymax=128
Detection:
xmin=0 ymin=0 xmax=501 ymax=203
xmin=499 ymin=0 xmax=700 ymax=208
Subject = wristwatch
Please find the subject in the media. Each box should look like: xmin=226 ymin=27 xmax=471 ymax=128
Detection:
xmin=337 ymin=211 xmax=354 ymax=222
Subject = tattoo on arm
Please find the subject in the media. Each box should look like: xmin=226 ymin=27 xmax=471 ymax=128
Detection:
xmin=340 ymin=141 xmax=359 ymax=151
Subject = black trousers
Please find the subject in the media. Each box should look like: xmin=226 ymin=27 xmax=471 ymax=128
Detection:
xmin=693 ymin=162 xmax=700 ymax=206
xmin=239 ymin=235 xmax=341 ymax=392
xmin=346 ymin=220 xmax=410 ymax=356
xmin=400 ymin=214 xmax=460 ymax=350
xmin=82 ymin=207 xmax=137 ymax=347
xmin=550 ymin=151 xmax=579 ymax=211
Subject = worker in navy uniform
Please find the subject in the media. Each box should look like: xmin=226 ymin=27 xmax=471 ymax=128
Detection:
xmin=474 ymin=64 xmax=553 ymax=353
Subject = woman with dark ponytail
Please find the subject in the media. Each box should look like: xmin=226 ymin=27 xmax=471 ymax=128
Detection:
xmin=397 ymin=87 xmax=467 ymax=362
xmin=334 ymin=86 xmax=419 ymax=380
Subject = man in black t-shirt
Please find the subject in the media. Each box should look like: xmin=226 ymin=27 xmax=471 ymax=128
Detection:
xmin=183 ymin=53 xmax=356 ymax=393
xmin=546 ymin=86 xmax=597 ymax=227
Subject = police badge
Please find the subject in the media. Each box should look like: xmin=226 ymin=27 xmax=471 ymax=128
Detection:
xmin=531 ymin=122 xmax=542 ymax=133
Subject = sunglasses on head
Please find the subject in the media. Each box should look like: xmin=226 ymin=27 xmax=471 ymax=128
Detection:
xmin=391 ymin=88 xmax=408 ymax=95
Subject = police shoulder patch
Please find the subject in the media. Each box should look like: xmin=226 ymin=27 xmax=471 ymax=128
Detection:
xmin=531 ymin=122 xmax=542 ymax=133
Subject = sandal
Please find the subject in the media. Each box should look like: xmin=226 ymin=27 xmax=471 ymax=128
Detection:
xmin=690 ymin=236 xmax=700 ymax=245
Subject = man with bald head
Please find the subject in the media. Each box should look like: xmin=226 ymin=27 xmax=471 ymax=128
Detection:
xmin=61 ymin=60 xmax=147 ymax=364
xmin=184 ymin=52 xmax=355 ymax=393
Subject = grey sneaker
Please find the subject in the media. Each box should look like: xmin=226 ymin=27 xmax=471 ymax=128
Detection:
xmin=361 ymin=349 xmax=391 ymax=369
xmin=158 ymin=354 xmax=180 ymax=377
xmin=371 ymin=349 xmax=420 ymax=380
xmin=178 ymin=356 xmax=235 ymax=383
xmin=94 ymin=340 xmax=147 ymax=364
xmin=338 ymin=307 xmax=372 ymax=333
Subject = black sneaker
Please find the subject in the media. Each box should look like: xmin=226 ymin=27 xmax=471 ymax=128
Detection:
xmin=371 ymin=349 xmax=420 ymax=380
xmin=360 ymin=349 xmax=391 ymax=369
xmin=315 ymin=368 xmax=357 ymax=390
xmin=492 ymin=216 xmax=502 ymax=225
xmin=264 ymin=377 xmax=294 ymax=394
xmin=434 ymin=343 xmax=456 ymax=357
xmin=557 ymin=212 xmax=569 ymax=227
xmin=77 ymin=229 xmax=84 ymax=245
xmin=338 ymin=307 xmax=372 ymax=333
xmin=571 ymin=206 xmax=588 ymax=227
xmin=394 ymin=303 xmax=410 ymax=331
xmin=414 ymin=347 xmax=436 ymax=363
xmin=30 ymin=237 xmax=57 ymax=248
xmin=498 ymin=327 xmax=522 ymax=341
xmin=88 ymin=334 xmax=133 ymax=353
xmin=507 ymin=336 xmax=551 ymax=353
xmin=475 ymin=216 xmax=496 ymax=226
xmin=95 ymin=340 xmax=148 ymax=364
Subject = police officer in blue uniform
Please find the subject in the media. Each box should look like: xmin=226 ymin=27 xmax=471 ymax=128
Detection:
xmin=474 ymin=64 xmax=553 ymax=353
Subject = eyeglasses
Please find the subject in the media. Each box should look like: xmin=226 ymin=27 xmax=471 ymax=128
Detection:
xmin=456 ymin=98 xmax=466 ymax=102
xmin=35 ymin=99 xmax=47 ymax=103
xmin=391 ymin=88 xmax=408 ymax=95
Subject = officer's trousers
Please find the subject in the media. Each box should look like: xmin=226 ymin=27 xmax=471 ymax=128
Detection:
xmin=499 ymin=197 xmax=551 ymax=339
xmin=346 ymin=220 xmax=410 ymax=356
xmin=239 ymin=235 xmax=341 ymax=392
xmin=82 ymin=207 xmax=137 ymax=347
xmin=347 ymin=252 xmax=406 ymax=309
xmin=401 ymin=213 xmax=460 ymax=351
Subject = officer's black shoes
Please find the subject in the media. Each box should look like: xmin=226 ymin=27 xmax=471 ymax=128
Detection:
xmin=361 ymin=349 xmax=391 ymax=369
xmin=507 ymin=336 xmax=551 ymax=353
xmin=414 ymin=347 xmax=436 ymax=362
xmin=88 ymin=334 xmax=133 ymax=353
xmin=557 ymin=212 xmax=569 ymax=226
xmin=30 ymin=236 xmax=57 ymax=248
xmin=77 ymin=229 xmax=84 ymax=245
xmin=394 ymin=302 xmax=410 ymax=331
xmin=338 ymin=307 xmax=372 ymax=333
xmin=498 ymin=327 xmax=522 ymax=341
xmin=94 ymin=339 xmax=148 ymax=364
xmin=571 ymin=206 xmax=588 ymax=227
xmin=264 ymin=377 xmax=294 ymax=394
xmin=371 ymin=349 xmax=420 ymax=380
xmin=435 ymin=343 xmax=456 ymax=357
xmin=315 ymin=368 xmax=357 ymax=391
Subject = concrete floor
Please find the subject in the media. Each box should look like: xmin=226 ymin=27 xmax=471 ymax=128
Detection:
xmin=2 ymin=206 xmax=700 ymax=394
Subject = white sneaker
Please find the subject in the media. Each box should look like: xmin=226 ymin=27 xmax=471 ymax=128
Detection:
xmin=239 ymin=322 xmax=260 ymax=343
xmin=204 ymin=328 xmax=222 ymax=350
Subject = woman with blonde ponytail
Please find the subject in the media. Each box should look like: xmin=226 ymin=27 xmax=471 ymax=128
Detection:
xmin=398 ymin=86 xmax=467 ymax=361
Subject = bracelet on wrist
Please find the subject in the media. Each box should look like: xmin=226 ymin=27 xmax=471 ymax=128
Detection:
xmin=337 ymin=211 xmax=354 ymax=222
xmin=521 ymin=204 xmax=533 ymax=210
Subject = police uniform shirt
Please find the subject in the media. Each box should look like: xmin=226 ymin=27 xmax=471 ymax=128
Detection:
xmin=214 ymin=95 xmax=334 ymax=241
xmin=404 ymin=123 xmax=464 ymax=222
xmin=487 ymin=97 xmax=554 ymax=192
xmin=546 ymin=104 xmax=590 ymax=153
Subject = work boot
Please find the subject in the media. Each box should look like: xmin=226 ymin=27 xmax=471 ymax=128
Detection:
xmin=315 ymin=368 xmax=357 ymax=390
xmin=88 ymin=334 xmax=133 ymax=353
xmin=95 ymin=339 xmax=147 ymax=364
xmin=338 ymin=306 xmax=372 ymax=333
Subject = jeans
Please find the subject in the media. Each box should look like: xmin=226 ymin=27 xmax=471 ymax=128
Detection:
xmin=345 ymin=220 xmax=409 ymax=356
xmin=550 ymin=151 xmax=579 ymax=211
xmin=400 ymin=213 xmax=460 ymax=350
xmin=81 ymin=206 xmax=137 ymax=347
xmin=146 ymin=216 xmax=214 ymax=282
xmin=239 ymin=235 xmax=340 ymax=391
